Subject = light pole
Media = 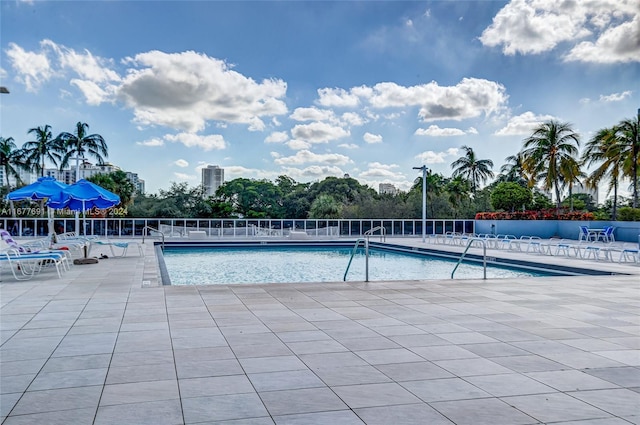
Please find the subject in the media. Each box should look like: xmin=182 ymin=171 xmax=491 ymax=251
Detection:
xmin=413 ymin=165 xmax=428 ymax=243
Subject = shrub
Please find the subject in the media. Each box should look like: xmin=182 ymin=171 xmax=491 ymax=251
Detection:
xmin=475 ymin=209 xmax=594 ymax=221
xmin=617 ymin=207 xmax=640 ymax=221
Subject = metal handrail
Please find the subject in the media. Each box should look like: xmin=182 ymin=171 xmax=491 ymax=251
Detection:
xmin=142 ymin=225 xmax=165 ymax=250
xmin=344 ymin=238 xmax=369 ymax=282
xmin=364 ymin=226 xmax=386 ymax=242
xmin=451 ymin=237 xmax=487 ymax=279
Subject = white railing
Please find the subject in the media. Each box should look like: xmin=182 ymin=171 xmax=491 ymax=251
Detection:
xmin=0 ymin=217 xmax=475 ymax=239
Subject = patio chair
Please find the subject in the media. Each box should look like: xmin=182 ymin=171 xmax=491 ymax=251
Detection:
xmin=596 ymin=226 xmax=615 ymax=243
xmin=578 ymin=226 xmax=594 ymax=242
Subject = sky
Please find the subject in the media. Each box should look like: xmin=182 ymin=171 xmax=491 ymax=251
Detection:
xmin=1 ymin=0 xmax=638 ymax=197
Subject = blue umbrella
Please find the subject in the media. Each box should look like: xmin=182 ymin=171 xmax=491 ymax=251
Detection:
xmin=6 ymin=176 xmax=69 ymax=203
xmin=6 ymin=177 xmax=69 ymax=236
xmin=48 ymin=179 xmax=120 ymax=236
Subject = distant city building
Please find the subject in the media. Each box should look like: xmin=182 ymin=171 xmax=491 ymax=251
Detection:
xmin=379 ymin=183 xmax=398 ymax=195
xmin=0 ymin=168 xmax=37 ymax=188
xmin=1 ymin=160 xmax=144 ymax=195
xmin=573 ymin=184 xmax=599 ymax=205
xmin=202 ymin=165 xmax=224 ymax=197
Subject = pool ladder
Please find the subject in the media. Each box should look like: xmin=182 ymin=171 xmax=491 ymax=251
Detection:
xmin=343 ymin=226 xmax=386 ymax=282
xmin=142 ymin=225 xmax=165 ymax=251
xmin=451 ymin=237 xmax=487 ymax=279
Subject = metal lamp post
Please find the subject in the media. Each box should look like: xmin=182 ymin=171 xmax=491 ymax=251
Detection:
xmin=413 ymin=165 xmax=428 ymax=243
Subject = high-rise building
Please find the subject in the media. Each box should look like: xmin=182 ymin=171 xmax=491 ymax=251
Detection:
xmin=202 ymin=165 xmax=224 ymax=197
xmin=379 ymin=183 xmax=398 ymax=195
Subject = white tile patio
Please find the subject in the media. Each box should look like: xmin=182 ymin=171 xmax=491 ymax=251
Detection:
xmin=1 ymin=238 xmax=639 ymax=424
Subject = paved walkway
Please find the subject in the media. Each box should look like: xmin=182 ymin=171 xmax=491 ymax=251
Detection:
xmin=1 ymin=239 xmax=639 ymax=424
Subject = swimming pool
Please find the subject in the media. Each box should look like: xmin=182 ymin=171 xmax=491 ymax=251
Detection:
xmin=159 ymin=242 xmax=574 ymax=285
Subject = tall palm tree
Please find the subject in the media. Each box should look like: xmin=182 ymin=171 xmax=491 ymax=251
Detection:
xmin=617 ymin=116 xmax=640 ymax=208
xmin=582 ymin=126 xmax=624 ymax=219
xmin=0 ymin=137 xmax=26 ymax=189
xmin=451 ymin=145 xmax=494 ymax=194
xmin=56 ymin=122 xmax=108 ymax=178
xmin=521 ymin=120 xmax=580 ymax=209
xmin=23 ymin=125 xmax=62 ymax=177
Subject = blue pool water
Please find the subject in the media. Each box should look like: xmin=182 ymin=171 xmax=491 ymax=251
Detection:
xmin=161 ymin=246 xmax=554 ymax=285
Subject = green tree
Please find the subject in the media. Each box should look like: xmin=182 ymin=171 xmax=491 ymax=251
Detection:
xmin=499 ymin=152 xmax=531 ymax=186
xmin=559 ymin=157 xmax=585 ymax=211
xmin=490 ymin=182 xmax=533 ymax=211
xmin=87 ymin=170 xmax=136 ymax=207
xmin=0 ymin=137 xmax=26 ymax=189
xmin=618 ymin=116 xmax=640 ymax=208
xmin=445 ymin=176 xmax=471 ymax=218
xmin=309 ymin=194 xmax=341 ymax=218
xmin=522 ymin=120 xmax=580 ymax=208
xmin=56 ymin=122 xmax=108 ymax=173
xmin=217 ymin=178 xmax=283 ymax=218
xmin=582 ymin=126 xmax=624 ymax=219
xmin=451 ymin=145 xmax=494 ymax=194
xmin=23 ymin=125 xmax=62 ymax=176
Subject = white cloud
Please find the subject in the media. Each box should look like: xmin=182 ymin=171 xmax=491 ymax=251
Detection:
xmin=494 ymin=111 xmax=556 ymax=136
xmin=290 ymin=122 xmax=350 ymax=143
xmin=280 ymin=165 xmax=346 ymax=181
xmin=415 ymin=148 xmax=459 ymax=164
xmin=363 ymin=132 xmax=382 ymax=143
xmin=565 ymin=14 xmax=640 ymax=63
xmin=164 ymin=133 xmax=226 ymax=151
xmin=136 ymin=138 xmax=164 ymax=147
xmin=415 ymin=125 xmax=466 ymax=137
xmin=5 ymin=42 xmax=54 ymax=92
xmin=315 ymin=78 xmax=507 ymax=122
xmin=316 ymin=87 xmax=360 ymax=107
xmin=370 ymin=78 xmax=507 ymax=121
xmin=290 ymin=107 xmax=336 ymax=122
xmin=173 ymin=159 xmax=189 ymax=167
xmin=480 ymin=0 xmax=640 ymax=64
xmin=286 ymin=139 xmax=312 ymax=150
xmin=173 ymin=172 xmax=196 ymax=180
xmin=341 ymin=112 xmax=366 ymax=126
xmin=118 ymin=50 xmax=288 ymax=132
xmin=265 ymin=131 xmax=289 ymax=144
xmin=338 ymin=143 xmax=359 ymax=149
xmin=467 ymin=127 xmax=479 ymax=135
xmin=274 ymin=149 xmax=352 ymax=166
xmin=599 ymin=90 xmax=632 ymax=102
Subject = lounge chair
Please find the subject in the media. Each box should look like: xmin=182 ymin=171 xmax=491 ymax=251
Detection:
xmin=0 ymin=249 xmax=69 ymax=279
xmin=88 ymin=239 xmax=144 ymax=257
xmin=0 ymin=229 xmax=74 ymax=262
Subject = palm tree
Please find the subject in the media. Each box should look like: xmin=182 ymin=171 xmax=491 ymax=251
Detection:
xmin=0 ymin=137 xmax=27 ymax=189
xmin=56 ymin=122 xmax=108 ymax=178
xmin=582 ymin=126 xmax=624 ymax=219
xmin=23 ymin=125 xmax=62 ymax=176
xmin=521 ymin=120 xmax=580 ymax=209
xmin=451 ymin=145 xmax=494 ymax=194
xmin=559 ymin=156 xmax=585 ymax=211
xmin=446 ymin=176 xmax=471 ymax=218
xmin=617 ymin=116 xmax=639 ymax=207
xmin=500 ymin=152 xmax=532 ymax=186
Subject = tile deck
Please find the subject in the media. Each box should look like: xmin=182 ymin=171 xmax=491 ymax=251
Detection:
xmin=1 ymin=238 xmax=639 ymax=424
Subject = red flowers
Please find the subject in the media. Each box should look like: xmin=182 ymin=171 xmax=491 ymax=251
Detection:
xmin=475 ymin=209 xmax=594 ymax=221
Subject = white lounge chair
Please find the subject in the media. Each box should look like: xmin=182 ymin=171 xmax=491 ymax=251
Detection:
xmin=88 ymin=239 xmax=144 ymax=257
